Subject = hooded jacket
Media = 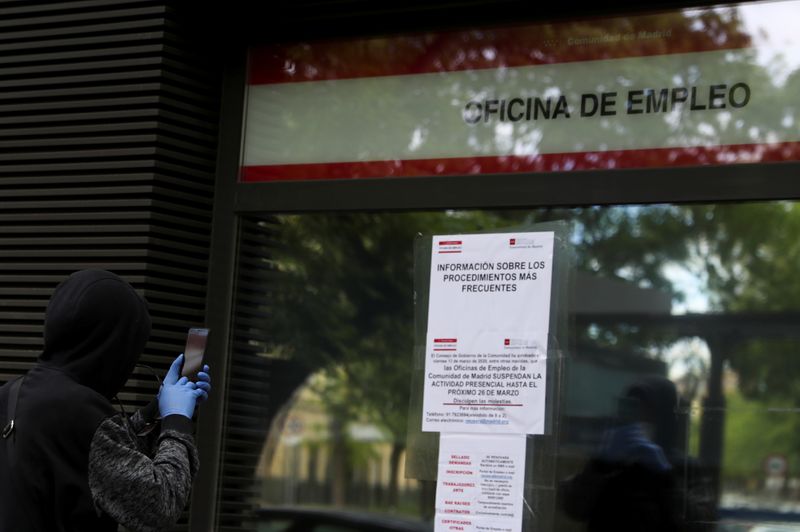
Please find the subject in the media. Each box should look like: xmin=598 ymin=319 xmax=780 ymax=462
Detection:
xmin=0 ymin=270 xmax=199 ymax=532
xmin=559 ymin=375 xmax=716 ymax=532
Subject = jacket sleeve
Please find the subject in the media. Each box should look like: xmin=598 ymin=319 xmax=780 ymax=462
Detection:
xmin=127 ymin=399 xmax=160 ymax=436
xmin=88 ymin=413 xmax=199 ymax=532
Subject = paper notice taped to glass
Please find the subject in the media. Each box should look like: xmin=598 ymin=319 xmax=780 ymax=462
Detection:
xmin=423 ymin=232 xmax=554 ymax=434
xmin=434 ymin=433 xmax=526 ymax=532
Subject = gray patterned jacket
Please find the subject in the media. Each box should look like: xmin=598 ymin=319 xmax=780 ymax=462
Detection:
xmin=88 ymin=401 xmax=199 ymax=532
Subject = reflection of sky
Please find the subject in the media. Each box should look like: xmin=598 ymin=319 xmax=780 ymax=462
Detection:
xmin=727 ymin=0 xmax=800 ymax=84
xmin=654 ymin=2 xmax=800 ymax=316
xmin=663 ymin=262 xmax=709 ymax=314
xmin=665 ymin=337 xmax=711 ymax=383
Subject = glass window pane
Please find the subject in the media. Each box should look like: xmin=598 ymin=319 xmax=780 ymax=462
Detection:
xmin=243 ymin=0 xmax=800 ymax=182
xmin=232 ymin=201 xmax=800 ymax=531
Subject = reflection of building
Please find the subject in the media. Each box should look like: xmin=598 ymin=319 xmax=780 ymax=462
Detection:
xmin=563 ymin=348 xmax=668 ymax=449
xmin=564 ymin=273 xmax=673 ymax=449
xmin=553 ymin=272 xmax=677 ymax=508
xmin=257 ymin=374 xmax=419 ymax=510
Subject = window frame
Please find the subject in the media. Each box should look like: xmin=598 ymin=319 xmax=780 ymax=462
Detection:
xmin=191 ymin=5 xmax=800 ymax=527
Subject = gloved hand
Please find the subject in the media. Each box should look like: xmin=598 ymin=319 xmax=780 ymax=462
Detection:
xmin=158 ymin=354 xmax=205 ymax=419
xmin=195 ymin=364 xmax=211 ymax=405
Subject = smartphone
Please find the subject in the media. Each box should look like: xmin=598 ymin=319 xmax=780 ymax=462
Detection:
xmin=181 ymin=328 xmax=209 ymax=379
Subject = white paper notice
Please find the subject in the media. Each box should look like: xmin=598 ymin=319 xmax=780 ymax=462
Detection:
xmin=435 ymin=433 xmax=526 ymax=532
xmin=423 ymin=232 xmax=554 ymax=435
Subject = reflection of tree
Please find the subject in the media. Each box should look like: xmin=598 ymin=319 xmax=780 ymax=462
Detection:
xmin=304 ymin=367 xmax=382 ymax=505
xmin=723 ymin=392 xmax=800 ymax=488
xmin=677 ymin=203 xmax=800 ymax=496
xmin=675 ymin=202 xmax=800 ymax=403
xmin=265 ymin=196 xmax=800 ymax=515
xmin=266 ymin=205 xmax=697 ymax=507
xmin=255 ymin=5 xmax=800 ymax=179
xmin=254 ymin=2 xmax=800 ymax=517
xmin=268 ymin=212 xmax=500 ymax=509
xmin=575 ymin=201 xmax=800 ymax=504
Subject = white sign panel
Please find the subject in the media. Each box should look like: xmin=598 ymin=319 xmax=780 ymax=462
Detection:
xmin=435 ymin=433 xmax=527 ymax=532
xmin=244 ymin=1 xmax=800 ymax=181
xmin=244 ymin=50 xmax=768 ymax=167
xmin=422 ymin=232 xmax=554 ymax=435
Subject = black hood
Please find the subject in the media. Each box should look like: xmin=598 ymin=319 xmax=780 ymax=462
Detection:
xmin=38 ymin=269 xmax=152 ymax=399
xmin=625 ymin=375 xmax=679 ymax=455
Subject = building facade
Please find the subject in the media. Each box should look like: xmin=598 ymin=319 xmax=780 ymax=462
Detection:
xmin=3 ymin=1 xmax=800 ymax=531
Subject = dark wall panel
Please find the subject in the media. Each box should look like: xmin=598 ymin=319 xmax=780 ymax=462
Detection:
xmin=0 ymin=1 xmax=221 ymax=527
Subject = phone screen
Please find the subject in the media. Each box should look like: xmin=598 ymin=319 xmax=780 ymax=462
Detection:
xmin=182 ymin=328 xmax=209 ymax=379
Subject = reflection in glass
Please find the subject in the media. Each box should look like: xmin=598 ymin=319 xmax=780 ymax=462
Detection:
xmin=225 ymin=201 xmax=800 ymax=531
xmin=243 ymin=1 xmax=800 ymax=182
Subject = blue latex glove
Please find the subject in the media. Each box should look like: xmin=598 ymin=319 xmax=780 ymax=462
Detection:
xmin=195 ymin=364 xmax=211 ymax=404
xmin=159 ymin=354 xmax=205 ymax=419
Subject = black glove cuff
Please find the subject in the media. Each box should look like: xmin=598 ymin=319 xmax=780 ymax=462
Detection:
xmin=142 ymin=398 xmax=160 ymax=422
xmin=161 ymin=414 xmax=192 ymax=435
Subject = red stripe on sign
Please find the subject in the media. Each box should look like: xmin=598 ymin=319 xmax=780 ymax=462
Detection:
xmin=435 ymin=339 xmax=458 ymax=342
xmin=442 ymin=403 xmax=525 ymax=406
xmin=248 ymin=10 xmax=750 ymax=85
xmin=438 ymin=241 xmax=462 ymax=245
xmin=240 ymin=142 xmax=800 ymax=182
xmin=439 ymin=251 xmax=462 ymax=254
